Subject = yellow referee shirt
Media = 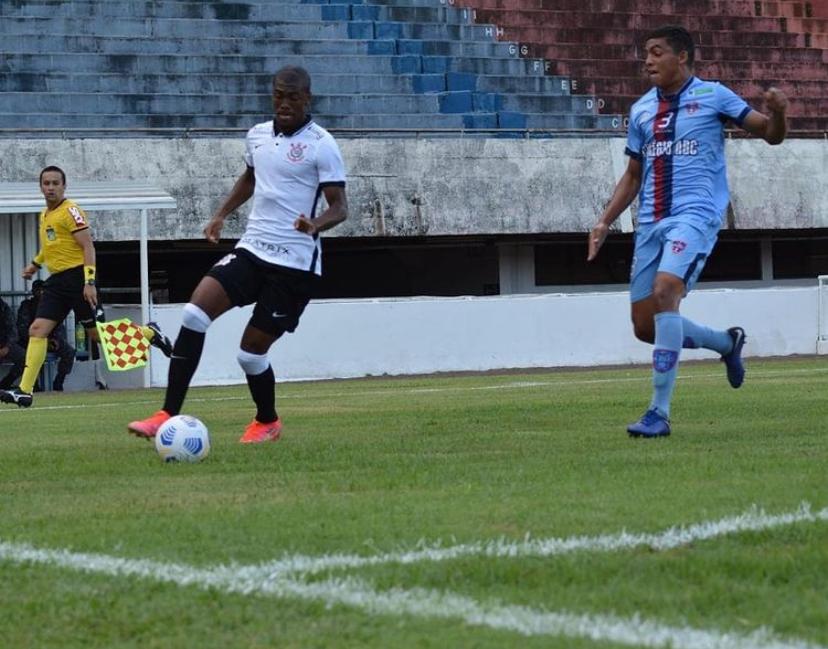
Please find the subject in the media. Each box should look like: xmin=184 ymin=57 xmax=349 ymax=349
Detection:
xmin=36 ymin=199 xmax=90 ymax=274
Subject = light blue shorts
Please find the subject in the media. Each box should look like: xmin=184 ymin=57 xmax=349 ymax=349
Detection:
xmin=629 ymin=217 xmax=721 ymax=303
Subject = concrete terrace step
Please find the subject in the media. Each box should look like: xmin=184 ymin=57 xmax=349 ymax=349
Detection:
xmin=603 ymin=94 xmax=828 ymax=117
xmin=570 ymin=76 xmax=828 ymax=99
xmin=0 ymin=70 xmax=580 ymax=96
xmin=525 ymin=42 xmax=828 ymax=64
xmin=0 ymin=16 xmax=498 ymax=42
xmin=471 ymin=9 xmax=786 ymax=31
xmin=0 ymin=111 xmax=623 ymax=131
xmin=0 ymin=91 xmax=602 ymax=116
xmin=0 ymin=1 xmax=478 ymax=24
xmin=445 ymin=72 xmax=573 ymax=94
xmin=0 ymin=72 xmax=454 ymax=95
xmin=0 ymin=51 xmax=548 ymax=76
xmin=451 ymin=0 xmax=791 ymax=16
xmin=0 ymin=34 xmax=517 ymax=59
xmin=475 ymin=24 xmax=802 ymax=48
xmin=546 ymin=58 xmax=828 ymax=81
xmin=0 ymin=112 xmax=444 ymax=130
xmin=787 ymin=16 xmax=828 ymax=32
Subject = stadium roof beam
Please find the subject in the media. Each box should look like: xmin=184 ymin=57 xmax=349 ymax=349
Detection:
xmin=0 ymin=182 xmax=177 ymax=388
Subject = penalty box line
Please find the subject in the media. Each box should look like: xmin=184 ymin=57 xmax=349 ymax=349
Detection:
xmin=1 ymin=504 xmax=827 ymax=649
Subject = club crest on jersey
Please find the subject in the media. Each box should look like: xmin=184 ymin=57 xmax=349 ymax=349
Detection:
xmin=685 ymin=101 xmax=700 ymax=115
xmin=287 ymin=143 xmax=307 ymax=163
xmin=671 ymin=240 xmax=687 ymax=254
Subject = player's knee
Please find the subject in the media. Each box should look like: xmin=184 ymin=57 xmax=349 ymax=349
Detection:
xmin=632 ymin=319 xmax=655 ymax=343
xmin=651 ymin=278 xmax=683 ymax=312
xmin=181 ymin=303 xmax=212 ymax=333
xmin=237 ymin=349 xmax=270 ymax=376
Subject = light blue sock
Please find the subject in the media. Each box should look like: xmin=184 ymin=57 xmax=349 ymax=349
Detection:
xmin=681 ymin=317 xmax=733 ymax=354
xmin=650 ymin=311 xmax=683 ymax=418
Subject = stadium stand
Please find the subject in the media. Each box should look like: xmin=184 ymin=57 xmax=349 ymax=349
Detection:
xmin=0 ymin=0 xmax=620 ymax=132
xmin=448 ymin=0 xmax=828 ymax=132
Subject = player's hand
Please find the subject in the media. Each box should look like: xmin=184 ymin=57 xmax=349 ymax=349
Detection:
xmin=22 ymin=264 xmax=37 ymax=279
xmin=293 ymin=214 xmax=318 ymax=236
xmin=83 ymin=284 xmax=97 ymax=309
xmin=203 ymin=215 xmax=225 ymax=244
xmin=587 ymin=222 xmax=609 ymax=261
xmin=764 ymin=87 xmax=788 ymax=113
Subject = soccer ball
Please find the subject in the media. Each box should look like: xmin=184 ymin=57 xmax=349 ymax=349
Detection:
xmin=155 ymin=415 xmax=211 ymax=463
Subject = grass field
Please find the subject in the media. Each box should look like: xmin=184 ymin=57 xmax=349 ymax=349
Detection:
xmin=0 ymin=357 xmax=826 ymax=649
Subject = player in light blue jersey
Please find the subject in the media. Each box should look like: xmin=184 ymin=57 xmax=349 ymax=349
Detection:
xmin=587 ymin=25 xmax=788 ymax=438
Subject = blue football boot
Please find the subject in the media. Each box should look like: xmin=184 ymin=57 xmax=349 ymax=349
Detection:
xmin=721 ymin=327 xmax=746 ymax=388
xmin=627 ymin=408 xmax=671 ymax=438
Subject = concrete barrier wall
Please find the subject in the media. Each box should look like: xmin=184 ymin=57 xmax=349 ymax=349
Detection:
xmin=1 ymin=138 xmax=825 ymax=243
xmin=126 ymin=285 xmax=820 ymax=387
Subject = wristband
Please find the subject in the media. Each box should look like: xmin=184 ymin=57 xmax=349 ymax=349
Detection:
xmin=84 ymin=265 xmax=96 ymax=283
xmin=31 ymin=260 xmax=42 ymax=269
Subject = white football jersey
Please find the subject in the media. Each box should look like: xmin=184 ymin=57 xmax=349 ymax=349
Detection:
xmin=236 ymin=118 xmax=346 ymax=275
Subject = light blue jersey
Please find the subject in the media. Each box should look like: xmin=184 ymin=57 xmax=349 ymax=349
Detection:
xmin=626 ymin=76 xmax=751 ymax=225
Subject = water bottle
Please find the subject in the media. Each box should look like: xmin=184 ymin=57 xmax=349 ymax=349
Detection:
xmin=75 ymin=321 xmax=88 ymax=361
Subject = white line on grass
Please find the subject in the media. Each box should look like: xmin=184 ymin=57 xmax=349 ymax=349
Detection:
xmin=1 ymin=504 xmax=826 ymax=649
xmin=2 ymin=365 xmax=827 ymax=415
xmin=225 ymin=502 xmax=828 ymax=577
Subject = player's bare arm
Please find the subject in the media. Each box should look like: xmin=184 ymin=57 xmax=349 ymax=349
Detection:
xmin=294 ymin=185 xmax=348 ymax=236
xmin=204 ymin=167 xmax=256 ymax=243
xmin=72 ymin=228 xmax=98 ymax=308
xmin=741 ymin=87 xmax=788 ymax=145
xmin=588 ymin=157 xmax=642 ymax=261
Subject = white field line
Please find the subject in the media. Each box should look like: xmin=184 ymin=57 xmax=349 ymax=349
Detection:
xmin=2 ymin=365 xmax=827 ymax=415
xmin=226 ymin=503 xmax=828 ymax=577
xmin=1 ymin=504 xmax=827 ymax=649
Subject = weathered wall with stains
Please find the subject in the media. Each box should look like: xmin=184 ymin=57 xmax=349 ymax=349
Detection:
xmin=0 ymin=137 xmax=824 ymax=240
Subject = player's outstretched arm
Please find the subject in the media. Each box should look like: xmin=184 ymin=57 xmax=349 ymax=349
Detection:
xmin=294 ymin=186 xmax=348 ymax=236
xmin=204 ymin=167 xmax=256 ymax=243
xmin=741 ymin=87 xmax=788 ymax=145
xmin=588 ymin=158 xmax=642 ymax=261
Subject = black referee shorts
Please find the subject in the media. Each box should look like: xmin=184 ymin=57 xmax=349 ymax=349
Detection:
xmin=206 ymin=248 xmax=319 ymax=338
xmin=37 ymin=265 xmax=95 ymax=327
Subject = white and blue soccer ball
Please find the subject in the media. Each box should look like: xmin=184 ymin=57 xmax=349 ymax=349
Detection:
xmin=155 ymin=415 xmax=211 ymax=463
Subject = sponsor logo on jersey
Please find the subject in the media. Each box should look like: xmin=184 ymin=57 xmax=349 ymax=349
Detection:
xmin=644 ymin=139 xmax=699 ymax=158
xmin=689 ymin=87 xmax=714 ymax=96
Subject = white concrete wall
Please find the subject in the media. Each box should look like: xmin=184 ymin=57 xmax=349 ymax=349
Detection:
xmin=1 ymin=138 xmax=825 ymax=244
xmin=135 ymin=285 xmax=819 ymax=387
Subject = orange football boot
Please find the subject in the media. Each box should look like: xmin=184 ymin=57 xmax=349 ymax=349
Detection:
xmin=239 ymin=418 xmax=282 ymax=444
xmin=128 ymin=410 xmax=171 ymax=438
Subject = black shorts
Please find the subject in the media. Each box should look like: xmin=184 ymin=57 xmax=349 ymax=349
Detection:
xmin=37 ymin=265 xmax=95 ymax=327
xmin=206 ymin=248 xmax=319 ymax=338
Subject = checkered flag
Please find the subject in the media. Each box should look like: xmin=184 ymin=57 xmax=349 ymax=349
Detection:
xmin=95 ymin=318 xmax=149 ymax=372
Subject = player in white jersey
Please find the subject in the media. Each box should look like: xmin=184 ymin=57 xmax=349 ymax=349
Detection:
xmin=128 ymin=66 xmax=348 ymax=443
xmin=586 ymin=26 xmax=787 ymax=438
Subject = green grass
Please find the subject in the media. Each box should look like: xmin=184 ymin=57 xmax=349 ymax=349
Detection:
xmin=0 ymin=357 xmax=826 ymax=648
